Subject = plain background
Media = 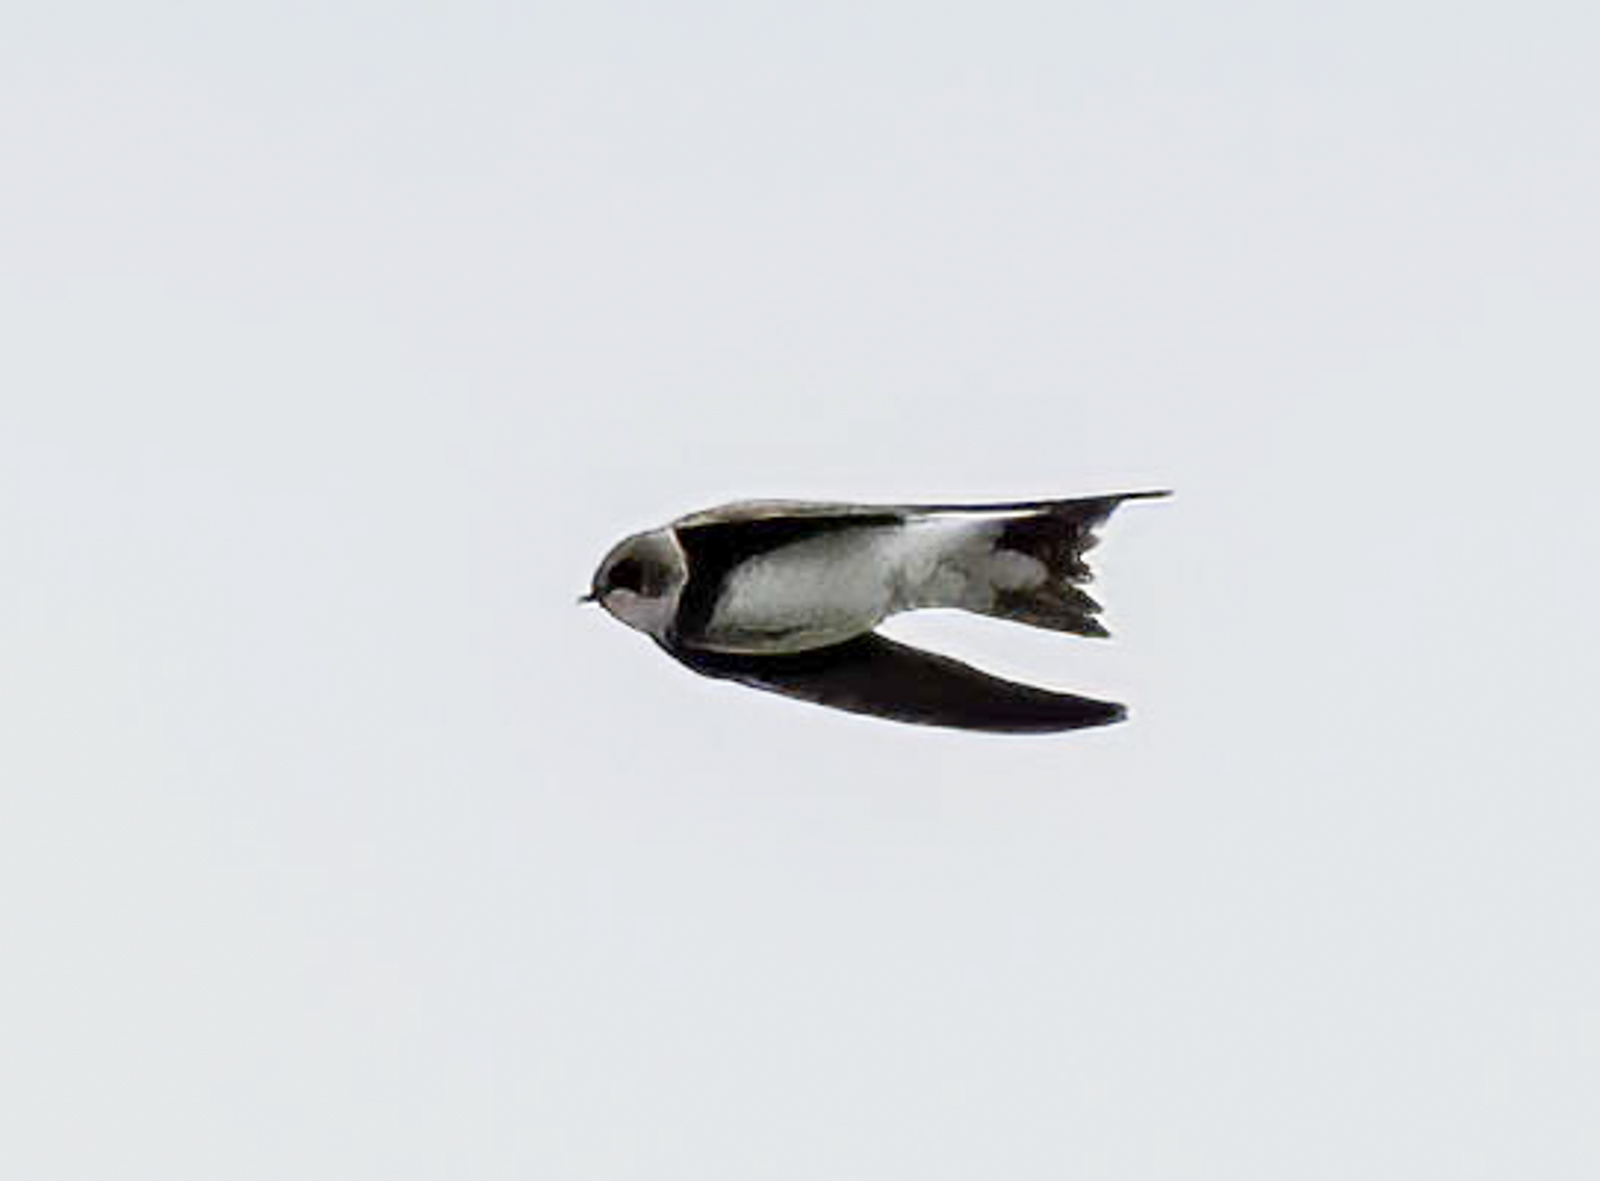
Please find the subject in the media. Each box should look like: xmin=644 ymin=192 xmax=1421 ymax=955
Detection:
xmin=4 ymin=2 xmax=1597 ymax=1178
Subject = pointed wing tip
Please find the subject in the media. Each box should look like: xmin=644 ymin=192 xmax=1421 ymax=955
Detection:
xmin=1114 ymin=488 xmax=1173 ymax=503
xmin=1002 ymin=695 xmax=1126 ymax=734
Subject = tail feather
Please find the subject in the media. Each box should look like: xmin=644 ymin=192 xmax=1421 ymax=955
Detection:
xmin=977 ymin=492 xmax=1166 ymax=638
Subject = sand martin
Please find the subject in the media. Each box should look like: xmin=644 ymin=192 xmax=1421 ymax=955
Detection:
xmin=583 ymin=492 xmax=1167 ymax=733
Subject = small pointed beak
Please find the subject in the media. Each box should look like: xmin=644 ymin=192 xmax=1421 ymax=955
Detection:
xmin=577 ymin=591 xmax=598 ymax=605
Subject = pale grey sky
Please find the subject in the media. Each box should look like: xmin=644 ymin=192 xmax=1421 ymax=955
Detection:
xmin=3 ymin=2 xmax=1597 ymax=1178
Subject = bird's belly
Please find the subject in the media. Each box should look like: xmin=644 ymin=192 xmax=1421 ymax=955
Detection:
xmin=703 ymin=530 xmax=900 ymax=654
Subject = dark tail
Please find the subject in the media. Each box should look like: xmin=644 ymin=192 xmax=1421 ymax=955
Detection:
xmin=978 ymin=491 xmax=1168 ymax=638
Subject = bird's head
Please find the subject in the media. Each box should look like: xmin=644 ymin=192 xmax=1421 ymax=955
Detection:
xmin=582 ymin=528 xmax=687 ymax=638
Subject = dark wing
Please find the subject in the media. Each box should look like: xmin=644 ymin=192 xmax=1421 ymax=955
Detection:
xmin=672 ymin=492 xmax=1170 ymax=529
xmin=900 ymin=490 xmax=1171 ymax=514
xmin=661 ymin=633 xmax=1126 ymax=734
xmin=671 ymin=500 xmax=908 ymax=528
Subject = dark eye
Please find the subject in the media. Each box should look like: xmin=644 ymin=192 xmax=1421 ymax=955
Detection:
xmin=607 ymin=557 xmax=645 ymax=593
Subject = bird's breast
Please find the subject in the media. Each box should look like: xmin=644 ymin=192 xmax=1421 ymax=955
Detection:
xmin=694 ymin=527 xmax=904 ymax=653
xmin=693 ymin=519 xmax=994 ymax=654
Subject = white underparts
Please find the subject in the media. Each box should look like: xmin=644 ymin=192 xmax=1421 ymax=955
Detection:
xmin=985 ymin=549 xmax=1051 ymax=592
xmin=702 ymin=516 xmax=1057 ymax=654
xmin=895 ymin=518 xmax=1048 ymax=611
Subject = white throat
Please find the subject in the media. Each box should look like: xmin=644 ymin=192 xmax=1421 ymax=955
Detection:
xmin=597 ymin=528 xmax=686 ymax=640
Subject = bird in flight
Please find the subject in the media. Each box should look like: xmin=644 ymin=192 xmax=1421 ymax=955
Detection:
xmin=583 ymin=492 xmax=1167 ymax=733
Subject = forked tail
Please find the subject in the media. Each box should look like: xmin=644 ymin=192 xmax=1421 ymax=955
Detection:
xmin=974 ymin=491 xmax=1168 ymax=637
